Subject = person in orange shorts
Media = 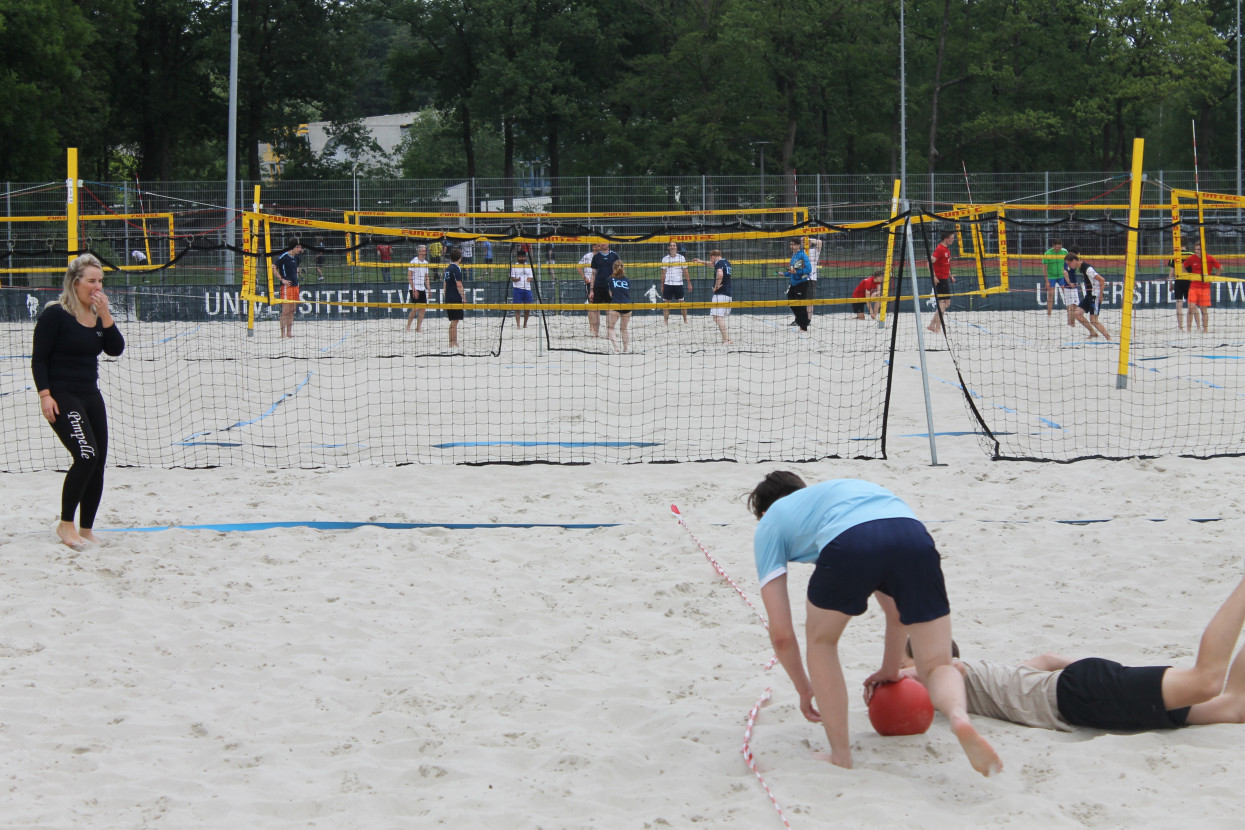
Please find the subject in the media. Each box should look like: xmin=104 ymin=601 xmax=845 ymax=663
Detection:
xmin=276 ymin=242 xmax=304 ymax=338
xmin=1183 ymin=242 xmax=1220 ymax=333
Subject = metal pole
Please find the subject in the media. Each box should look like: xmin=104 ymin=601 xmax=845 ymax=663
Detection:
xmin=226 ymin=0 xmax=239 ymax=284
xmin=899 ymin=0 xmax=907 ymax=201
xmin=902 ymin=202 xmax=943 ymax=466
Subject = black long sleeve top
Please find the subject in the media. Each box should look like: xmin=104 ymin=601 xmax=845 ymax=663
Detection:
xmin=31 ymin=303 xmax=125 ymax=395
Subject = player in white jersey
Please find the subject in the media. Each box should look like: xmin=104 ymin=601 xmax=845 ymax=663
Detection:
xmin=660 ymin=241 xmax=690 ymax=323
xmin=405 ymin=244 xmax=431 ymax=332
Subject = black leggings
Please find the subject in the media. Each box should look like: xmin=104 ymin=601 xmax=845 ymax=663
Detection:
xmin=787 ymin=281 xmax=812 ymax=331
xmin=47 ymin=389 xmax=109 ymax=527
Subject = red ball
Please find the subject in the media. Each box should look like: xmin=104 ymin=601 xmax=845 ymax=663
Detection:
xmin=868 ymin=676 xmax=935 ymax=736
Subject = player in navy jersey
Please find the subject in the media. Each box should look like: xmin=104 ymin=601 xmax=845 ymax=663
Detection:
xmin=709 ymin=249 xmax=732 ymax=343
xmin=31 ymin=254 xmax=125 ymax=549
xmin=589 ymin=242 xmax=620 ymax=338
xmin=444 ymin=247 xmax=466 ymax=348
xmin=605 ymin=260 xmax=632 ymax=352
xmin=275 ymin=242 xmax=303 ymax=338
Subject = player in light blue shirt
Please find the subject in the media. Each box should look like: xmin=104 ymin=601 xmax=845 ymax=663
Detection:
xmin=747 ymin=471 xmax=1001 ymax=777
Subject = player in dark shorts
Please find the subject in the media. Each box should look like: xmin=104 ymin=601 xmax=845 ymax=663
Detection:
xmin=747 ymin=471 xmax=1001 ymax=776
xmin=589 ymin=242 xmax=620 ymax=321
xmin=900 ymin=571 xmax=1245 ymax=734
xmin=443 ymin=247 xmax=466 ymax=348
xmin=605 ymin=260 xmax=633 ymax=352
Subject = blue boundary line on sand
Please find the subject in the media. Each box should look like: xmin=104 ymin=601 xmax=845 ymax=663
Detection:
xmin=105 ymin=520 xmax=621 ymax=533
xmin=175 ymin=371 xmax=316 ymax=447
xmin=434 ymin=441 xmax=661 ymax=448
xmin=98 ymin=518 xmax=1222 ymax=534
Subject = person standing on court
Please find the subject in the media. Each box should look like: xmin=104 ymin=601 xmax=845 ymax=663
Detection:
xmin=444 ymin=246 xmax=467 ymax=348
xmin=927 ymin=229 xmax=956 ymax=334
xmin=590 ymin=241 xmax=621 ymax=338
xmin=1183 ymin=241 xmax=1220 ymax=334
xmin=579 ymin=243 xmax=599 ymax=335
xmin=605 ymin=260 xmax=633 ymax=352
xmin=510 ymin=248 xmax=535 ymax=329
xmin=708 ymin=248 xmax=733 ymax=344
xmin=784 ymin=239 xmax=813 ymax=331
xmin=406 ymin=244 xmax=432 ymax=333
xmin=276 ymin=242 xmax=303 ymax=338
xmin=376 ymin=241 xmax=394 ymax=283
xmin=31 ymin=253 xmax=125 ymax=549
xmin=1042 ymin=238 xmax=1067 ymax=317
xmin=660 ymin=241 xmax=691 ymax=324
xmin=747 ymin=471 xmax=1002 ymax=777
xmin=806 ymin=236 xmax=822 ymax=319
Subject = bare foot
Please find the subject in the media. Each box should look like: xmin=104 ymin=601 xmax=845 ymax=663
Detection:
xmin=79 ymin=529 xmax=101 ymax=545
xmin=952 ymin=718 xmax=1003 ymax=777
xmin=55 ymin=521 xmax=85 ymax=549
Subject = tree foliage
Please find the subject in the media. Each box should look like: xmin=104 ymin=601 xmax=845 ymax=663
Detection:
xmin=0 ymin=0 xmax=1236 ymax=181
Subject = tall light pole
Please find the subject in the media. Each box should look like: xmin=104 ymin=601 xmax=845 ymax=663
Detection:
xmin=899 ymin=0 xmax=907 ymax=202
xmin=226 ymin=0 xmax=239 ymax=284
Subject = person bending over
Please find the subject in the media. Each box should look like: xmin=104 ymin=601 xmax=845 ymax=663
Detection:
xmin=748 ymin=471 xmax=1001 ymax=776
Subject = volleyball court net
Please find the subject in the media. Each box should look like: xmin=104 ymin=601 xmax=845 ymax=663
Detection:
xmin=925 ymin=183 xmax=1245 ymax=461
xmin=4 ymin=179 xmax=1244 ymax=471
xmin=1 ymin=204 xmax=912 ymax=470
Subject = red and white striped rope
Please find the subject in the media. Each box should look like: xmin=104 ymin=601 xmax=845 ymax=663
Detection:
xmin=670 ymin=504 xmax=769 ymax=629
xmin=742 ymin=687 xmax=791 ymax=829
xmin=671 ymin=503 xmax=790 ymax=828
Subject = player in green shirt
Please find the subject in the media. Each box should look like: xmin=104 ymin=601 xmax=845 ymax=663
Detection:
xmin=1043 ymin=239 xmax=1068 ymax=317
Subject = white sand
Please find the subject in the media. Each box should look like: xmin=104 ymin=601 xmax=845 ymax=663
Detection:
xmin=3 ymin=352 xmax=1245 ymax=828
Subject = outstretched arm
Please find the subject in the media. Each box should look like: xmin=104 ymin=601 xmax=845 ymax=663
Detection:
xmin=760 ymin=575 xmax=820 ymax=722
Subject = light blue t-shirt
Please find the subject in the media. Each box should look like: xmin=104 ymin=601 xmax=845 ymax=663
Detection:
xmin=753 ymin=480 xmax=919 ymax=587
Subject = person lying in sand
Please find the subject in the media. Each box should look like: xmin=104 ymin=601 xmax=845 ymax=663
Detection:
xmin=892 ymin=573 xmax=1245 ymax=732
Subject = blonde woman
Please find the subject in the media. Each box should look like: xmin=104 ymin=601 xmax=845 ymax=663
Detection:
xmin=30 ymin=254 xmax=125 ymax=548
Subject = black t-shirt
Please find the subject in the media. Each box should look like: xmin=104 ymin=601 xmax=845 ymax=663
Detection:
xmin=444 ymin=263 xmax=464 ymax=302
xmin=713 ymin=258 xmax=732 ymax=297
xmin=591 ymin=251 xmax=620 ymax=289
xmin=31 ymin=303 xmax=125 ymax=394
xmin=276 ymin=251 xmax=300 ymax=286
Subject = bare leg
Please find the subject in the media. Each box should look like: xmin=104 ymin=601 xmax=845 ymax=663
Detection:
xmin=1070 ymin=307 xmax=1095 ymax=335
xmin=619 ymin=314 xmax=630 ymax=351
xmin=1163 ymin=575 xmax=1245 ymax=711
xmin=804 ymin=604 xmax=854 ymax=768
xmin=662 ymin=305 xmax=670 ymax=324
xmin=1089 ymin=315 xmax=1111 ymax=340
xmin=448 ymin=320 xmax=459 ymax=348
xmin=713 ymin=316 xmax=731 ymax=344
xmin=607 ymin=311 xmax=619 ymax=352
xmin=588 ymin=310 xmax=600 ymax=337
xmin=1046 ymin=283 xmax=1054 ymax=316
xmin=1177 ymin=300 xmax=1185 ymax=331
xmin=909 ymin=616 xmax=1003 ymax=777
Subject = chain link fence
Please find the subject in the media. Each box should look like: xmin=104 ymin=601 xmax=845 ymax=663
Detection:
xmin=3 ymin=171 xmax=1242 ymax=288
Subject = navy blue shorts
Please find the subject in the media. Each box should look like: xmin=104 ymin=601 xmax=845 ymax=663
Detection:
xmin=662 ymin=284 xmax=686 ymax=301
xmin=1056 ymin=658 xmax=1190 ymax=731
xmin=807 ymin=518 xmax=950 ymax=625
